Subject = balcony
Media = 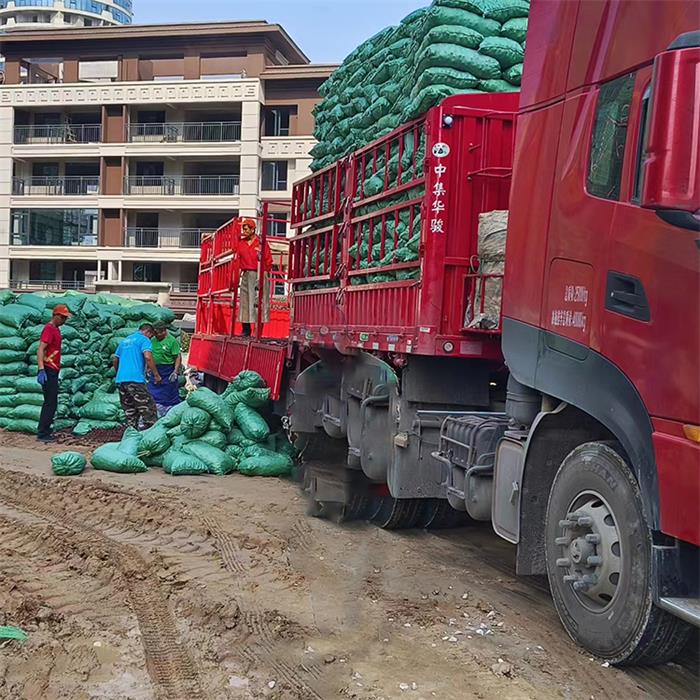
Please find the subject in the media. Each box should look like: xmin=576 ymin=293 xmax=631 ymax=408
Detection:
xmin=124 ymin=175 xmax=240 ymax=196
xmin=12 ymin=176 xmax=100 ymax=196
xmin=128 ymin=121 xmax=242 ymax=143
xmin=14 ymin=124 xmax=102 ymax=144
xmin=126 ymin=228 xmax=211 ymax=248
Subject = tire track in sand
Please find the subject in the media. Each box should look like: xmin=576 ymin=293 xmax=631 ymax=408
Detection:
xmin=202 ymin=514 xmax=325 ymax=697
xmin=0 ymin=472 xmax=203 ymax=700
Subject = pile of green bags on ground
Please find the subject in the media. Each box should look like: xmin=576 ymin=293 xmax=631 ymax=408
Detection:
xmin=0 ymin=289 xmax=182 ymax=436
xmin=85 ymin=370 xmax=295 ymax=478
xmin=311 ymin=0 xmax=528 ymax=172
xmin=300 ymin=0 xmax=529 ymax=291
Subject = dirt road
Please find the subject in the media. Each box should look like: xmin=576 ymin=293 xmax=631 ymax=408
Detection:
xmin=0 ymin=431 xmax=697 ymax=700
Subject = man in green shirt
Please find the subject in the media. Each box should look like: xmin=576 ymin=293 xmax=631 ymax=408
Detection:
xmin=147 ymin=321 xmax=183 ymax=416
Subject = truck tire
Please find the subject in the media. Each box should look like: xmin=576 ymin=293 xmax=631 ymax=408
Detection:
xmin=417 ymin=498 xmax=469 ymax=529
xmin=545 ymin=442 xmax=691 ymax=666
xmin=369 ymin=497 xmax=423 ymax=530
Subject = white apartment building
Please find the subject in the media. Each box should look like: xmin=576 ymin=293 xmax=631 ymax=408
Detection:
xmin=0 ymin=21 xmax=334 ymax=308
xmin=0 ymin=0 xmax=132 ymax=30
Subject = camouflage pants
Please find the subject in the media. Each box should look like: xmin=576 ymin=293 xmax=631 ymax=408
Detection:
xmin=118 ymin=382 xmax=157 ymax=429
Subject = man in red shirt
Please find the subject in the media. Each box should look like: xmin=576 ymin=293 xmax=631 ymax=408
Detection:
xmin=36 ymin=303 xmax=71 ymax=442
xmin=237 ymin=217 xmax=273 ymax=337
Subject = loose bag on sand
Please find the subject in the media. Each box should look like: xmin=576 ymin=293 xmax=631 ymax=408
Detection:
xmin=239 ymin=453 xmax=293 ymax=478
xmin=51 ymin=452 xmax=87 ymax=477
xmin=163 ymin=449 xmax=209 ymax=476
xmin=92 ymin=444 xmax=148 ymax=474
xmin=182 ymin=441 xmax=235 ymax=476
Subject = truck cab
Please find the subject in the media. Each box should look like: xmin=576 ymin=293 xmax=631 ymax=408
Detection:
xmin=495 ymin=0 xmax=699 ymax=666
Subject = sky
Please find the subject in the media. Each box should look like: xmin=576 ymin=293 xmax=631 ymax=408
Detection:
xmin=134 ymin=0 xmax=423 ymax=64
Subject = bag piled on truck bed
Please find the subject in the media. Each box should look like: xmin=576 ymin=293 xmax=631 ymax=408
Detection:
xmin=0 ymin=289 xmax=181 ymax=436
xmin=465 ymin=209 xmax=508 ymax=329
xmin=310 ymin=0 xmax=529 ymax=172
xmin=85 ymin=370 xmax=297 ymax=479
xmin=300 ymin=0 xmax=528 ymax=292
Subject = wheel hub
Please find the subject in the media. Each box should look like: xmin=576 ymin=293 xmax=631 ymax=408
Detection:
xmin=554 ymin=492 xmax=622 ymax=611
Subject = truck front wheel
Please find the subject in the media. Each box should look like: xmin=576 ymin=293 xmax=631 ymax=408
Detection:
xmin=544 ymin=442 xmax=690 ymax=665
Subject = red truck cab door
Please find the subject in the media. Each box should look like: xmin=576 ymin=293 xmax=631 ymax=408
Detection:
xmin=602 ymin=42 xmax=700 ymax=545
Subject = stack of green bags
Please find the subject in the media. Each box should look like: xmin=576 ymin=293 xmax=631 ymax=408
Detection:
xmin=299 ymin=0 xmax=529 ymax=291
xmin=85 ymin=371 xmax=295 ymax=478
xmin=0 ymin=289 xmax=181 ymax=436
xmin=311 ymin=0 xmax=528 ymax=172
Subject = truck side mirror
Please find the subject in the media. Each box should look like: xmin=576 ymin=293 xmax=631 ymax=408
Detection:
xmin=640 ymin=35 xmax=700 ymax=217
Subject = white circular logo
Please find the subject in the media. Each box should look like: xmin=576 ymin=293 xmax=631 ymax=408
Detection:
xmin=432 ymin=142 xmax=450 ymax=158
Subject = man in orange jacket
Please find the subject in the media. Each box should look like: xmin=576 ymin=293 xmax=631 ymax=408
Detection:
xmin=237 ymin=217 xmax=273 ymax=336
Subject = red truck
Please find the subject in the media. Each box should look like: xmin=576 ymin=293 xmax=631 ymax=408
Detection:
xmin=190 ymin=0 xmax=699 ymax=665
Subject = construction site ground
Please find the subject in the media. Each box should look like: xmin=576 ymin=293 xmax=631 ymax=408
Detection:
xmin=0 ymin=431 xmax=697 ymax=700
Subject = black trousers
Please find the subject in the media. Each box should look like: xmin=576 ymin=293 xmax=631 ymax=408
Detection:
xmin=37 ymin=368 xmax=59 ymax=438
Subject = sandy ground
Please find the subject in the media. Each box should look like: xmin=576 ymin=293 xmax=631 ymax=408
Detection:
xmin=0 ymin=430 xmax=697 ymax=700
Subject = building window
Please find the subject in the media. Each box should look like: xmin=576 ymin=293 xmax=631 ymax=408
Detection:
xmin=32 ymin=162 xmax=59 ymax=178
xmin=263 ymin=107 xmax=294 ymax=137
xmin=268 ymin=212 xmax=288 ymax=238
xmin=11 ymin=208 xmax=98 ymax=246
xmin=201 ymin=74 xmax=242 ymax=81
xmin=133 ymin=263 xmax=161 ymax=282
xmin=136 ymin=161 xmax=164 ymax=177
xmin=110 ymin=6 xmax=131 ymax=23
xmin=587 ymin=72 xmax=636 ymax=201
xmin=30 ymin=261 xmax=58 ymax=281
xmin=65 ymin=0 xmax=105 ymax=14
xmin=262 ymin=161 xmax=289 ymax=191
xmin=79 ymin=59 xmax=119 ymax=83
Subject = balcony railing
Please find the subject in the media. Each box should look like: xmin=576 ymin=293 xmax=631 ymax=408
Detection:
xmin=12 ymin=176 xmax=100 ymax=196
xmin=128 ymin=121 xmax=242 ymax=143
xmin=171 ymin=282 xmax=199 ymax=293
xmin=126 ymin=228 xmax=212 ymax=248
xmin=14 ymin=124 xmax=102 ymax=144
xmin=124 ymin=175 xmax=240 ymax=196
xmin=10 ymin=279 xmax=89 ymax=291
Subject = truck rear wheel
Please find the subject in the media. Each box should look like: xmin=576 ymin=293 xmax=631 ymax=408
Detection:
xmin=545 ymin=442 xmax=691 ymax=665
xmin=417 ymin=498 xmax=469 ymax=529
xmin=369 ymin=497 xmax=423 ymax=530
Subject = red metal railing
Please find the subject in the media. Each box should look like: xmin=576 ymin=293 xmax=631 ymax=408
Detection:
xmin=462 ymin=271 xmax=504 ymax=333
xmin=213 ymin=218 xmax=240 ymax=259
xmin=347 ymin=199 xmax=422 ymax=279
xmin=352 ymin=118 xmax=426 ymax=203
xmin=200 ymin=235 xmax=214 ymax=266
xmin=291 ymin=159 xmax=344 ymax=228
xmin=194 ymin=205 xmax=290 ymax=340
xmin=289 ymin=93 xmax=518 ymax=358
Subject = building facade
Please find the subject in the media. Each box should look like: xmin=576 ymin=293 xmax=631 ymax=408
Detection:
xmin=0 ymin=0 xmax=132 ymax=30
xmin=0 ymin=21 xmax=333 ymax=306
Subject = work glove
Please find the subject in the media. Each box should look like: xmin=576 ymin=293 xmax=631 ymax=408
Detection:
xmin=37 ymin=370 xmax=47 ymax=385
xmin=169 ymin=371 xmax=179 ymax=383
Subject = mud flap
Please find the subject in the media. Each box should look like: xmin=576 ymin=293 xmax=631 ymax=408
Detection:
xmin=342 ymin=352 xmax=399 ymax=482
xmin=288 ymin=359 xmax=343 ymax=435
